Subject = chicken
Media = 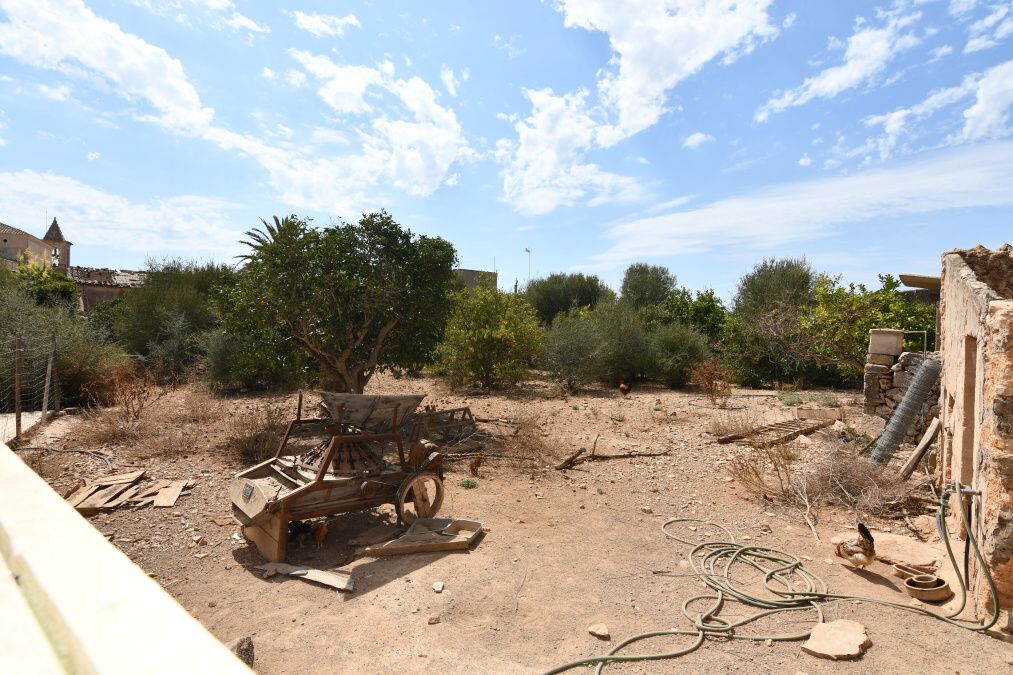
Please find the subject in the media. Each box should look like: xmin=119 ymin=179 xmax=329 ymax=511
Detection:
xmin=618 ymin=379 xmax=631 ymax=396
xmin=835 ymin=523 xmax=876 ymax=568
xmin=309 ymin=519 xmax=329 ymax=549
xmin=469 ymin=456 xmax=482 ymax=477
xmin=288 ymin=520 xmax=311 ymax=548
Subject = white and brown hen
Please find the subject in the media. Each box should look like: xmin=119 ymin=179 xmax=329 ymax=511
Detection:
xmin=835 ymin=523 xmax=876 ymax=569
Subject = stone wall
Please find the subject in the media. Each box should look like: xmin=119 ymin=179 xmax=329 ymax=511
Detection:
xmin=862 ymin=329 xmax=940 ymax=442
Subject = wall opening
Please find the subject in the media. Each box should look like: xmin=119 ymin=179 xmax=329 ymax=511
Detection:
xmin=959 ymin=335 xmax=978 ymax=485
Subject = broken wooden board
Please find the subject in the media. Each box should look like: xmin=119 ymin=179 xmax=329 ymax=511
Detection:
xmin=362 ymin=518 xmax=483 ymax=556
xmin=153 ymin=480 xmax=187 ymax=508
xmin=898 ymin=417 xmax=940 ymax=479
xmin=85 ymin=470 xmax=145 ymax=487
xmin=69 ymin=470 xmax=146 ymax=515
xmin=717 ymin=418 xmax=834 ymax=447
xmin=256 ymin=563 xmax=354 ymax=592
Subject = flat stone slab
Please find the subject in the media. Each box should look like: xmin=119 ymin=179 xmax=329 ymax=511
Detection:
xmin=802 ymin=620 xmax=871 ymax=660
xmin=587 ymin=623 xmax=610 ymax=639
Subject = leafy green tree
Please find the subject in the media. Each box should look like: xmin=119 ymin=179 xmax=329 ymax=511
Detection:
xmin=440 ymin=287 xmax=543 ymax=388
xmin=586 ymin=301 xmax=654 ymax=383
xmin=724 ymin=257 xmax=822 ymax=387
xmin=224 ymin=212 xmax=457 ymax=393
xmin=651 ymin=322 xmax=710 ymax=387
xmin=4 ymin=254 xmax=79 ymax=308
xmin=794 ymin=274 xmax=935 ymax=380
xmin=620 ymin=263 xmax=675 ymax=308
xmin=542 ymin=309 xmax=598 ymax=392
xmin=645 ymin=287 xmax=728 ymax=343
xmin=525 ymin=272 xmax=613 ymax=325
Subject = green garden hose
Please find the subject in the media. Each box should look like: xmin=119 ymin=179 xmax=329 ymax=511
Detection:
xmin=544 ymin=481 xmax=1000 ymax=674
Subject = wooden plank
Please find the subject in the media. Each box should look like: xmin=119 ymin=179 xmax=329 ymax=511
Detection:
xmin=77 ymin=483 xmax=131 ymax=513
xmin=256 ymin=563 xmax=354 ymax=592
xmin=85 ymin=470 xmax=145 ymax=488
xmin=899 ymin=418 xmax=941 ymax=479
xmin=132 ymin=480 xmax=171 ymax=500
xmin=362 ymin=518 xmax=483 ymax=556
xmin=103 ymin=485 xmax=140 ymax=510
xmin=66 ymin=484 xmax=100 ymax=508
xmin=242 ymin=509 xmax=287 ymax=562
xmin=749 ymin=419 xmax=833 ymax=448
xmin=153 ymin=480 xmax=187 ymax=507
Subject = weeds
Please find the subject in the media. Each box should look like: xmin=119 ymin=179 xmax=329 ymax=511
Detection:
xmin=778 ymin=391 xmax=840 ymax=408
xmin=708 ymin=410 xmax=762 ymax=438
xmin=690 ymin=359 xmax=735 ymax=407
xmin=459 ymin=479 xmax=478 ymax=489
xmin=223 ymin=405 xmax=288 ymax=465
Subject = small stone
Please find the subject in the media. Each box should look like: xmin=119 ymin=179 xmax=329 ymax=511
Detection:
xmin=641 ymin=507 xmax=653 ymax=514
xmin=428 ymin=614 xmax=441 ymax=625
xmin=801 ymin=620 xmax=871 ymax=660
xmin=433 ymin=581 xmax=445 ymax=593
xmin=587 ymin=623 xmax=610 ymax=639
xmin=226 ymin=636 xmax=254 ymax=667
xmin=765 ymin=639 xmax=773 ymax=647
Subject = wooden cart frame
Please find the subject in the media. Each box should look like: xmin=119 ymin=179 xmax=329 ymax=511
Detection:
xmin=231 ymin=393 xmax=444 ymax=562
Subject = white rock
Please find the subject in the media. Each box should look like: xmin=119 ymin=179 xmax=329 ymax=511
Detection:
xmin=587 ymin=623 xmax=610 ymax=639
xmin=433 ymin=581 xmax=445 ymax=593
xmin=801 ymin=620 xmax=871 ymax=660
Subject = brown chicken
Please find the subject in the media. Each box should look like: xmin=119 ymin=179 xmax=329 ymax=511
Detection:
xmin=618 ymin=379 xmax=631 ymax=396
xmin=469 ymin=456 xmax=482 ymax=477
xmin=309 ymin=519 xmax=329 ymax=548
xmin=835 ymin=523 xmax=876 ymax=568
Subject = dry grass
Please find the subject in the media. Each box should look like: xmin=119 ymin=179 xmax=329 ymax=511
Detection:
xmin=708 ymin=409 xmax=763 ymax=438
xmin=495 ymin=410 xmax=554 ymax=463
xmin=690 ymin=359 xmax=735 ymax=407
xmin=76 ymin=371 xmax=166 ymax=446
xmin=222 ymin=405 xmax=289 ymax=465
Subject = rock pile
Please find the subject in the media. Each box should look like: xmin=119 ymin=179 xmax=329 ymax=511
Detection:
xmin=863 ymin=329 xmax=939 ymax=442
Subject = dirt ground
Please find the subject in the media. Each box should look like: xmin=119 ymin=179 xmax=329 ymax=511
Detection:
xmin=18 ymin=374 xmax=1013 ymax=673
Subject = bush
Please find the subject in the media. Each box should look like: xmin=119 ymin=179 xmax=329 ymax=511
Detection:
xmin=525 ymin=273 xmax=613 ymax=325
xmin=620 ymin=263 xmax=675 ymax=308
xmin=690 ymin=358 xmax=736 ymax=406
xmin=200 ymin=329 xmax=308 ymax=392
xmin=440 ymin=287 xmax=543 ymax=388
xmin=650 ymin=322 xmax=709 ymax=387
xmin=585 ymin=302 xmax=654 ymax=384
xmin=542 ymin=310 xmax=598 ymax=392
xmin=644 ymin=287 xmax=727 ymax=343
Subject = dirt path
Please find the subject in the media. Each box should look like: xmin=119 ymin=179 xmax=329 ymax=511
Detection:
xmin=24 ymin=376 xmax=1012 ymax=673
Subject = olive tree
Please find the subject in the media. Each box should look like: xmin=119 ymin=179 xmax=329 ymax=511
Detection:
xmin=223 ymin=212 xmax=457 ymax=393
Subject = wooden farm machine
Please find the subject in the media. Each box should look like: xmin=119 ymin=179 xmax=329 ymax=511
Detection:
xmin=230 ymin=393 xmax=449 ymax=562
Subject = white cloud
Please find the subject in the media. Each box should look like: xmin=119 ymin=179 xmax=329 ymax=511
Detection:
xmin=682 ymin=132 xmax=714 ymax=149
xmin=961 ymin=60 xmax=1013 ymax=140
xmin=798 ymin=153 xmax=812 ymax=166
xmin=556 ymin=0 xmax=777 ymax=145
xmin=223 ymin=12 xmax=269 ymax=34
xmin=492 ymin=34 xmax=525 ymax=59
xmin=592 ymin=141 xmax=1013 ymax=265
xmin=289 ymin=50 xmax=383 ymax=114
xmin=495 ymin=88 xmax=643 ymax=215
xmin=783 ymin=13 xmax=796 ymax=29
xmin=929 ymin=44 xmax=954 ymax=61
xmin=756 ymin=5 xmax=922 ymax=122
xmin=285 ymin=70 xmax=306 ymax=87
xmin=289 ymin=10 xmax=360 ymax=38
xmin=36 ymin=83 xmax=71 ymax=101
xmin=0 ymin=169 xmax=243 ymax=255
xmin=0 ymin=1 xmax=471 ymax=215
xmin=645 ymin=194 xmax=695 ymax=214
xmin=950 ymin=0 xmax=979 ymax=16
xmin=0 ymin=108 xmax=6 ymax=146
xmin=86 ymin=151 xmax=100 ymax=161
xmin=962 ymin=2 xmax=1013 ymax=53
xmin=440 ymin=65 xmax=468 ymax=98
xmin=261 ymin=66 xmax=276 ymax=80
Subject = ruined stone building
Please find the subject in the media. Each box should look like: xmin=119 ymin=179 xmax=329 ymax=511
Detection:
xmin=938 ymin=245 xmax=1013 ymax=613
xmin=0 ymin=218 xmax=144 ymax=310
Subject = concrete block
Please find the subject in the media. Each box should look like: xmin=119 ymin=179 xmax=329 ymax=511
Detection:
xmin=866 ymin=353 xmax=896 ymax=367
xmin=868 ymin=329 xmax=904 ymax=356
xmin=865 ymin=364 xmax=891 ymax=375
xmin=893 ymin=371 xmax=912 ymax=389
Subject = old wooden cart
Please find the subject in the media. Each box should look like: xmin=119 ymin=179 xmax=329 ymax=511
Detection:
xmin=230 ymin=393 xmax=445 ymax=562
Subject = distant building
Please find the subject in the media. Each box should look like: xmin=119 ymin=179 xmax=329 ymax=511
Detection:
xmin=0 ymin=218 xmax=144 ymax=310
xmin=454 ymin=268 xmax=497 ymax=290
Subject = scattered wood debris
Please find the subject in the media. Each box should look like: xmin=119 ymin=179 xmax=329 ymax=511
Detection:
xmin=717 ymin=418 xmax=833 ymax=447
xmin=256 ymin=563 xmax=354 ymax=592
xmin=65 ymin=471 xmax=195 ymax=515
xmin=362 ymin=518 xmax=484 ymax=556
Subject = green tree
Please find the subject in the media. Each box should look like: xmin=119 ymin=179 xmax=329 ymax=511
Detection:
xmin=586 ymin=301 xmax=654 ymax=383
xmin=620 ymin=263 xmax=675 ymax=308
xmin=440 ymin=287 xmax=543 ymax=388
xmin=793 ymin=274 xmax=935 ymax=380
xmin=650 ymin=322 xmax=710 ymax=387
xmin=224 ymin=212 xmax=457 ymax=393
xmin=542 ymin=309 xmax=598 ymax=392
xmin=724 ymin=257 xmax=821 ymax=387
xmin=5 ymin=253 xmax=79 ymax=308
xmin=645 ymin=287 xmax=728 ymax=342
xmin=525 ymin=272 xmax=613 ymax=325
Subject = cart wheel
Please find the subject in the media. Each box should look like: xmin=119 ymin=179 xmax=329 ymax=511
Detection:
xmin=396 ymin=473 xmax=444 ymax=524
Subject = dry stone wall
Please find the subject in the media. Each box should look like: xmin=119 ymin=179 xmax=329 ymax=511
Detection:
xmin=862 ymin=329 xmax=939 ymax=442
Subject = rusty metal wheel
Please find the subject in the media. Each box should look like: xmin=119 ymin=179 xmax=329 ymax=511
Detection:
xmin=395 ymin=473 xmax=444 ymax=524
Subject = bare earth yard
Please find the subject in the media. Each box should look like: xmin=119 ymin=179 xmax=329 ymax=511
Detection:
xmin=21 ymin=374 xmax=1013 ymax=673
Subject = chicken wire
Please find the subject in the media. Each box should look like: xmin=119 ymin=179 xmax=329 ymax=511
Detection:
xmin=0 ymin=332 xmax=58 ymax=443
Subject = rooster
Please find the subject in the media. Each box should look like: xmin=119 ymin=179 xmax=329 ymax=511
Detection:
xmin=469 ymin=456 xmax=482 ymax=477
xmin=309 ymin=519 xmax=329 ymax=549
xmin=835 ymin=523 xmax=876 ymax=568
xmin=288 ymin=520 xmax=311 ymax=548
xmin=618 ymin=379 xmax=631 ymax=396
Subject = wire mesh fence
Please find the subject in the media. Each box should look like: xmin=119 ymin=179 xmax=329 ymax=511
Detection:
xmin=0 ymin=331 xmax=59 ymax=443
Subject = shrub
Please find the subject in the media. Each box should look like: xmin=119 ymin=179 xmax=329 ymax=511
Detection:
xmin=650 ymin=322 xmax=710 ymax=387
xmin=620 ymin=263 xmax=675 ymax=308
xmin=440 ymin=287 xmax=543 ymax=388
xmin=543 ymin=310 xmax=598 ymax=392
xmin=644 ymin=287 xmax=727 ymax=343
xmin=223 ymin=405 xmax=289 ymax=465
xmin=585 ymin=301 xmax=654 ymax=384
xmin=690 ymin=358 xmax=736 ymax=406
xmin=200 ymin=328 xmax=307 ymax=392
xmin=525 ymin=273 xmax=613 ymax=325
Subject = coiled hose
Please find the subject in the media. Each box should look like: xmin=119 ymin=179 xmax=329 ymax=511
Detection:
xmin=544 ymin=481 xmax=999 ymax=674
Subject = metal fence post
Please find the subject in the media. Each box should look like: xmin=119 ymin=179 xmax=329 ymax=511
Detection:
xmin=42 ymin=334 xmax=56 ymax=425
xmin=14 ymin=332 xmax=22 ymax=438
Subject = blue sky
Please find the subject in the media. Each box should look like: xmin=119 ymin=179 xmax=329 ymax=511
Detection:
xmin=0 ymin=1 xmax=1011 ymax=300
